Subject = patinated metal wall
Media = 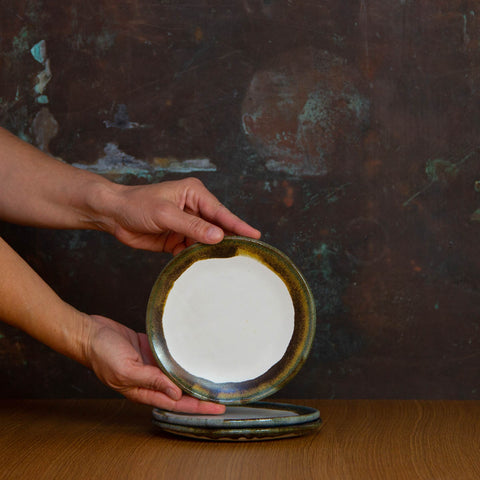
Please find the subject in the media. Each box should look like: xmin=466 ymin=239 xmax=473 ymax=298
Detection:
xmin=1 ymin=1 xmax=479 ymax=399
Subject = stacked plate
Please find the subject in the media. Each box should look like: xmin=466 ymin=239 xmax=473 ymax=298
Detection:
xmin=152 ymin=402 xmax=321 ymax=441
xmin=146 ymin=237 xmax=321 ymax=441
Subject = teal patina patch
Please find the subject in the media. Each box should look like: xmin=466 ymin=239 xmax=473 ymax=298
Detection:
xmin=425 ymin=158 xmax=458 ymax=183
xmin=313 ymin=243 xmax=336 ymax=282
xmin=30 ymin=40 xmax=47 ymax=64
xmin=95 ymin=29 xmax=116 ymax=53
xmin=36 ymin=95 xmax=49 ymax=104
xmin=405 ymin=151 xmax=477 ymax=207
xmin=310 ymin=240 xmax=349 ymax=317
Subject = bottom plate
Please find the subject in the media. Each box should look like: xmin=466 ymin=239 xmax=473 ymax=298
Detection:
xmin=152 ymin=412 xmax=322 ymax=442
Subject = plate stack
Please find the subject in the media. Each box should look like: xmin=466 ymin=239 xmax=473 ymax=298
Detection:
xmin=147 ymin=237 xmax=321 ymax=441
xmin=152 ymin=402 xmax=321 ymax=442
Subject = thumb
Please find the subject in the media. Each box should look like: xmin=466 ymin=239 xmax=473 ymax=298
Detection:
xmin=160 ymin=203 xmax=224 ymax=244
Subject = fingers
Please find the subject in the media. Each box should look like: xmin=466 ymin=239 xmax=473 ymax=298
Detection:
xmin=172 ymin=242 xmax=187 ymax=256
xmin=123 ymin=359 xmax=225 ymax=413
xmin=117 ymin=178 xmax=260 ymax=251
xmin=204 ymin=203 xmax=261 ymax=240
xmin=184 ymin=178 xmax=261 ymax=241
xmin=127 ymin=387 xmax=226 ymax=414
xmin=122 ymin=363 xmax=225 ymax=413
xmin=137 ymin=333 xmax=160 ymax=366
xmin=195 ymin=196 xmax=261 ymax=240
xmin=159 ymin=202 xmax=225 ymax=245
xmin=113 ymin=227 xmax=169 ymax=253
xmin=170 ymin=396 xmax=226 ymax=414
xmin=163 ymin=231 xmax=186 ymax=254
xmin=128 ymin=364 xmax=182 ymax=400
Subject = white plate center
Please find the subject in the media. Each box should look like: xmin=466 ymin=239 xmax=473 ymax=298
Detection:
xmin=162 ymin=255 xmax=295 ymax=383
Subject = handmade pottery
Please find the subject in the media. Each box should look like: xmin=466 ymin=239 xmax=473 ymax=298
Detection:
xmin=146 ymin=236 xmax=316 ymax=405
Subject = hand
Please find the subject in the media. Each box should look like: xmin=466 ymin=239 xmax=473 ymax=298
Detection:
xmin=107 ymin=177 xmax=261 ymax=254
xmin=86 ymin=315 xmax=226 ymax=414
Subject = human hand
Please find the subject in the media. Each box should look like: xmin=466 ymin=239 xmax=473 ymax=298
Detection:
xmin=0 ymin=129 xmax=260 ymax=248
xmin=104 ymin=177 xmax=261 ymax=254
xmin=85 ymin=315 xmax=226 ymax=414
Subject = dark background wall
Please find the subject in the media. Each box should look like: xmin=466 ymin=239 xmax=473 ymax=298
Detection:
xmin=1 ymin=0 xmax=479 ymax=400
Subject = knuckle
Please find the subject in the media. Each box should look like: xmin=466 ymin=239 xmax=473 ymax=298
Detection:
xmin=214 ymin=201 xmax=226 ymax=211
xmin=149 ymin=375 xmax=167 ymax=391
xmin=123 ymin=390 xmax=141 ymax=404
xmin=188 ymin=216 xmax=205 ymax=234
xmin=184 ymin=177 xmax=204 ymax=189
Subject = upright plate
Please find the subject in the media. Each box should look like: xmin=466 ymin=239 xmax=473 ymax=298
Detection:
xmin=146 ymin=236 xmax=316 ymax=405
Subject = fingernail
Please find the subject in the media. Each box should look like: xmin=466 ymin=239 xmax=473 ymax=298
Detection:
xmin=213 ymin=404 xmax=226 ymax=414
xmin=166 ymin=388 xmax=181 ymax=400
xmin=206 ymin=226 xmax=223 ymax=243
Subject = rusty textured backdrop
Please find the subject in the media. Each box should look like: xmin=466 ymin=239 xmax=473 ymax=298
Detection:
xmin=1 ymin=0 xmax=479 ymax=399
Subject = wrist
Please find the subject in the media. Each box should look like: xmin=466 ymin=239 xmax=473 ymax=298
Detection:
xmin=39 ymin=303 xmax=94 ymax=369
xmin=69 ymin=310 xmax=96 ymax=369
xmin=82 ymin=179 xmax=125 ymax=235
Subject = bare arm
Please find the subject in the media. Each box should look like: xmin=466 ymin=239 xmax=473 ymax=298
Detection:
xmin=0 ymin=126 xmax=260 ymax=253
xmin=0 ymin=235 xmax=89 ymax=365
xmin=0 ymin=126 xmax=114 ymax=231
xmin=0 ymin=235 xmax=225 ymax=413
xmin=0 ymin=126 xmax=261 ymax=411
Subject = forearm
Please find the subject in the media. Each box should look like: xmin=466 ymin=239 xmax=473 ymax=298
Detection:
xmin=0 ymin=235 xmax=92 ymax=367
xmin=0 ymin=126 xmax=261 ymax=253
xmin=0 ymin=126 xmax=119 ymax=232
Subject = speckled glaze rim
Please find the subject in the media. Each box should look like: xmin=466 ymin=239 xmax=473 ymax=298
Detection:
xmin=152 ymin=417 xmax=322 ymax=442
xmin=146 ymin=236 xmax=316 ymax=405
xmin=152 ymin=402 xmax=320 ymax=428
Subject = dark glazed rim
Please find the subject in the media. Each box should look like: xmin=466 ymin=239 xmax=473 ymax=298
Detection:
xmin=146 ymin=236 xmax=316 ymax=405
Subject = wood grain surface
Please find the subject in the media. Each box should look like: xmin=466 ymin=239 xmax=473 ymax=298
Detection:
xmin=0 ymin=399 xmax=478 ymax=480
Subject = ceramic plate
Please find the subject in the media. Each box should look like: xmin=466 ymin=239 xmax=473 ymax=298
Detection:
xmin=152 ymin=402 xmax=320 ymax=428
xmin=152 ymin=417 xmax=322 ymax=442
xmin=146 ymin=236 xmax=316 ymax=404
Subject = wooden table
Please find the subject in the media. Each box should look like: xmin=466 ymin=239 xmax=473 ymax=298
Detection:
xmin=0 ymin=399 xmax=478 ymax=479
